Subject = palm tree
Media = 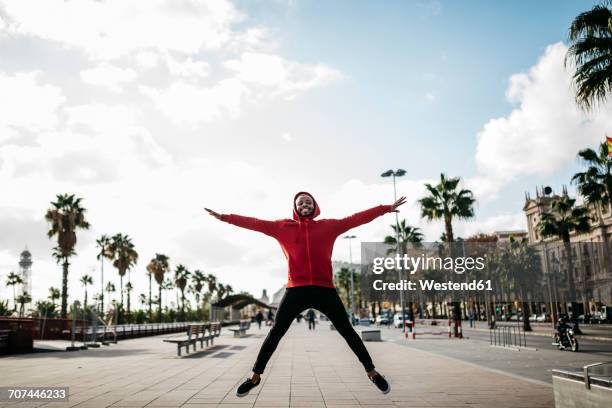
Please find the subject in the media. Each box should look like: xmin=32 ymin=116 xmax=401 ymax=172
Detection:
xmin=96 ymin=235 xmax=112 ymax=314
xmin=80 ymin=274 xmax=93 ymax=309
xmin=105 ymin=282 xmax=116 ymax=306
xmin=125 ymin=281 xmax=134 ymax=317
xmin=419 ymin=174 xmax=475 ymax=245
xmin=501 ymin=237 xmax=543 ymax=332
xmin=48 ymin=287 xmax=60 ymax=307
xmin=16 ymin=292 xmax=31 ymax=317
xmin=538 ymin=194 xmax=591 ymax=331
xmin=161 ymin=278 xmax=174 ymax=313
xmin=384 ymin=219 xmax=424 ymax=249
xmin=108 ymin=234 xmax=138 ymax=315
xmin=139 ymin=293 xmax=147 ymax=309
xmin=147 ymin=254 xmax=170 ymax=322
xmin=5 ymin=272 xmax=23 ymax=311
xmin=565 ymin=3 xmax=612 ymax=110
xmin=191 ymin=270 xmax=206 ymax=312
xmin=419 ymin=173 xmax=475 ymax=325
xmin=45 ymin=193 xmax=90 ymax=318
xmin=174 ymin=264 xmax=190 ymax=320
xmin=572 ymin=142 xmax=612 ymax=215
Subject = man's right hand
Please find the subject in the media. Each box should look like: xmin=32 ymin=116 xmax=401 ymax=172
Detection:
xmin=204 ymin=208 xmax=222 ymax=220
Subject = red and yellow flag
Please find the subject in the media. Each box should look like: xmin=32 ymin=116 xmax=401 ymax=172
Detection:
xmin=607 ymin=136 xmax=612 ymax=157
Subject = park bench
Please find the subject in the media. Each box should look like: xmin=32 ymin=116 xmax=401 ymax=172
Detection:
xmin=163 ymin=323 xmax=220 ymax=356
xmin=0 ymin=329 xmax=10 ymax=354
xmin=163 ymin=323 xmax=205 ymax=356
xmin=229 ymin=319 xmax=251 ymax=338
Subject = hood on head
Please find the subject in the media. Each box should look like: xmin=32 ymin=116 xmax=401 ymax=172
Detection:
xmin=293 ymin=191 xmax=320 ymax=220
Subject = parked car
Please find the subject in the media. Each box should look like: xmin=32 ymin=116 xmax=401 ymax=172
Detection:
xmin=393 ymin=314 xmax=405 ymax=328
xmin=536 ymin=314 xmax=551 ymax=323
xmin=376 ymin=314 xmax=390 ymax=326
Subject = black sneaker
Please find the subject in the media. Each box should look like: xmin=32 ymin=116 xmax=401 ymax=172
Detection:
xmin=370 ymin=373 xmax=390 ymax=394
xmin=236 ymin=378 xmax=260 ymax=397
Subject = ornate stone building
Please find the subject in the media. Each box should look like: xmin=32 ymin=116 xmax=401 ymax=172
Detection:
xmin=523 ymin=186 xmax=612 ymax=308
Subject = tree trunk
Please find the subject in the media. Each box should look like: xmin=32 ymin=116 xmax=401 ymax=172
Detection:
xmin=564 ymin=238 xmax=582 ymax=334
xmin=61 ymin=260 xmax=69 ymax=318
xmin=120 ymin=275 xmax=124 ymax=308
xmin=84 ymin=287 xmax=88 ymax=310
xmin=100 ymin=258 xmax=104 ymax=315
xmin=158 ymin=285 xmax=163 ymax=323
xmin=148 ymin=274 xmax=152 ymax=320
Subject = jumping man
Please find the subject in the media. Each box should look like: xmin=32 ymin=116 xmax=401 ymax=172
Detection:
xmin=205 ymin=191 xmax=406 ymax=397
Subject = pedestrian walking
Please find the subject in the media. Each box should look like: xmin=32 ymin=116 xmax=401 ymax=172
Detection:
xmin=267 ymin=309 xmax=274 ymax=326
xmin=306 ymin=308 xmax=316 ymax=330
xmin=206 ymin=191 xmax=405 ymax=397
xmin=255 ymin=310 xmax=264 ymax=329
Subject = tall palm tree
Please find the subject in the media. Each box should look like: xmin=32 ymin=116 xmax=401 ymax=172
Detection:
xmin=538 ymin=195 xmax=591 ymax=330
xmin=419 ymin=173 xmax=475 ymax=244
xmin=191 ymin=270 xmax=206 ymax=312
xmin=96 ymin=235 xmax=112 ymax=314
xmin=108 ymin=234 xmax=138 ymax=314
xmin=565 ymin=3 xmax=612 ymax=110
xmin=48 ymin=287 xmax=60 ymax=307
xmin=419 ymin=174 xmax=475 ymax=325
xmin=147 ymin=254 xmax=170 ymax=322
xmin=5 ymin=272 xmax=23 ymax=311
xmin=80 ymin=274 xmax=93 ymax=309
xmin=174 ymin=264 xmax=190 ymax=320
xmin=45 ymin=193 xmax=90 ymax=318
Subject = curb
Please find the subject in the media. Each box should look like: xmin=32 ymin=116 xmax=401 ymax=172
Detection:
xmin=469 ymin=327 xmax=612 ymax=342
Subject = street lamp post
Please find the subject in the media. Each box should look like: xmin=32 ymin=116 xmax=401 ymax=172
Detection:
xmin=344 ymin=235 xmax=357 ymax=324
xmin=381 ymin=168 xmax=407 ymax=337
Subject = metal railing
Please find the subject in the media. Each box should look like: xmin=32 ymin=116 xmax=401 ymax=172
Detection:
xmin=489 ymin=324 xmax=528 ymax=348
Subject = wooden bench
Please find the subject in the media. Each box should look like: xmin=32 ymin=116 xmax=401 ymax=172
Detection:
xmin=0 ymin=329 xmax=10 ymax=354
xmin=163 ymin=323 xmax=205 ymax=356
xmin=163 ymin=323 xmax=220 ymax=356
xmin=229 ymin=320 xmax=251 ymax=338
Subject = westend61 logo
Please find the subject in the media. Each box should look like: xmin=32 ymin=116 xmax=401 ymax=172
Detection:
xmin=370 ymin=252 xmax=491 ymax=292
xmin=359 ymin=241 xmax=611 ymax=303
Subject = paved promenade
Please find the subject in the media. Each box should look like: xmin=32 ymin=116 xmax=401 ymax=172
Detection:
xmin=1 ymin=324 xmax=554 ymax=407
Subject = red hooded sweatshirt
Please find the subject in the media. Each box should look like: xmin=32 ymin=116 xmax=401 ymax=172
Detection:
xmin=221 ymin=192 xmax=392 ymax=288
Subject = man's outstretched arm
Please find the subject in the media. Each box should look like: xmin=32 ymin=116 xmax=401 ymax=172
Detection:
xmin=333 ymin=196 xmax=406 ymax=234
xmin=205 ymin=208 xmax=279 ymax=237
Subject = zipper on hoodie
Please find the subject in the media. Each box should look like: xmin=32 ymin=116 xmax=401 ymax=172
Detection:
xmin=305 ymin=220 xmax=313 ymax=285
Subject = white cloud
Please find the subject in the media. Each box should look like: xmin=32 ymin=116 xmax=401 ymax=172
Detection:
xmin=80 ymin=63 xmax=137 ymax=92
xmin=165 ymin=56 xmax=209 ymax=80
xmin=0 ymin=72 xmax=65 ymax=143
xmin=282 ymin=132 xmax=292 ymax=142
xmin=0 ymin=0 xmax=245 ymax=60
xmin=140 ymin=79 xmax=245 ymax=124
xmin=225 ymin=52 xmax=343 ymax=99
xmin=473 ymin=42 xmax=612 ymax=200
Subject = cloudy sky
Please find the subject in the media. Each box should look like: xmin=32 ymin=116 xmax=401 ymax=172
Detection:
xmin=1 ymin=0 xmax=612 ymax=307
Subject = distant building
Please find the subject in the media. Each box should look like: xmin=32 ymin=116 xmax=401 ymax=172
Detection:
xmin=523 ymin=186 xmax=612 ymax=307
xmin=524 ymin=185 xmax=612 ymax=243
xmin=18 ymin=248 xmax=32 ymax=305
xmin=493 ymin=230 xmax=528 ymax=243
xmin=259 ymin=289 xmax=269 ymax=305
xmin=271 ymin=285 xmax=285 ymax=307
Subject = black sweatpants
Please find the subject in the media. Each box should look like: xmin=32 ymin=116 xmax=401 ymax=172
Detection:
xmin=253 ymin=285 xmax=375 ymax=374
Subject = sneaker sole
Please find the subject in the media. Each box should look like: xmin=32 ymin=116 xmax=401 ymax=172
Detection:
xmin=236 ymin=390 xmax=249 ymax=398
xmin=382 ymin=384 xmax=391 ymax=394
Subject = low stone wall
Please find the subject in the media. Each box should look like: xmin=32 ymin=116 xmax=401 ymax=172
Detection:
xmin=552 ymin=369 xmax=612 ymax=408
